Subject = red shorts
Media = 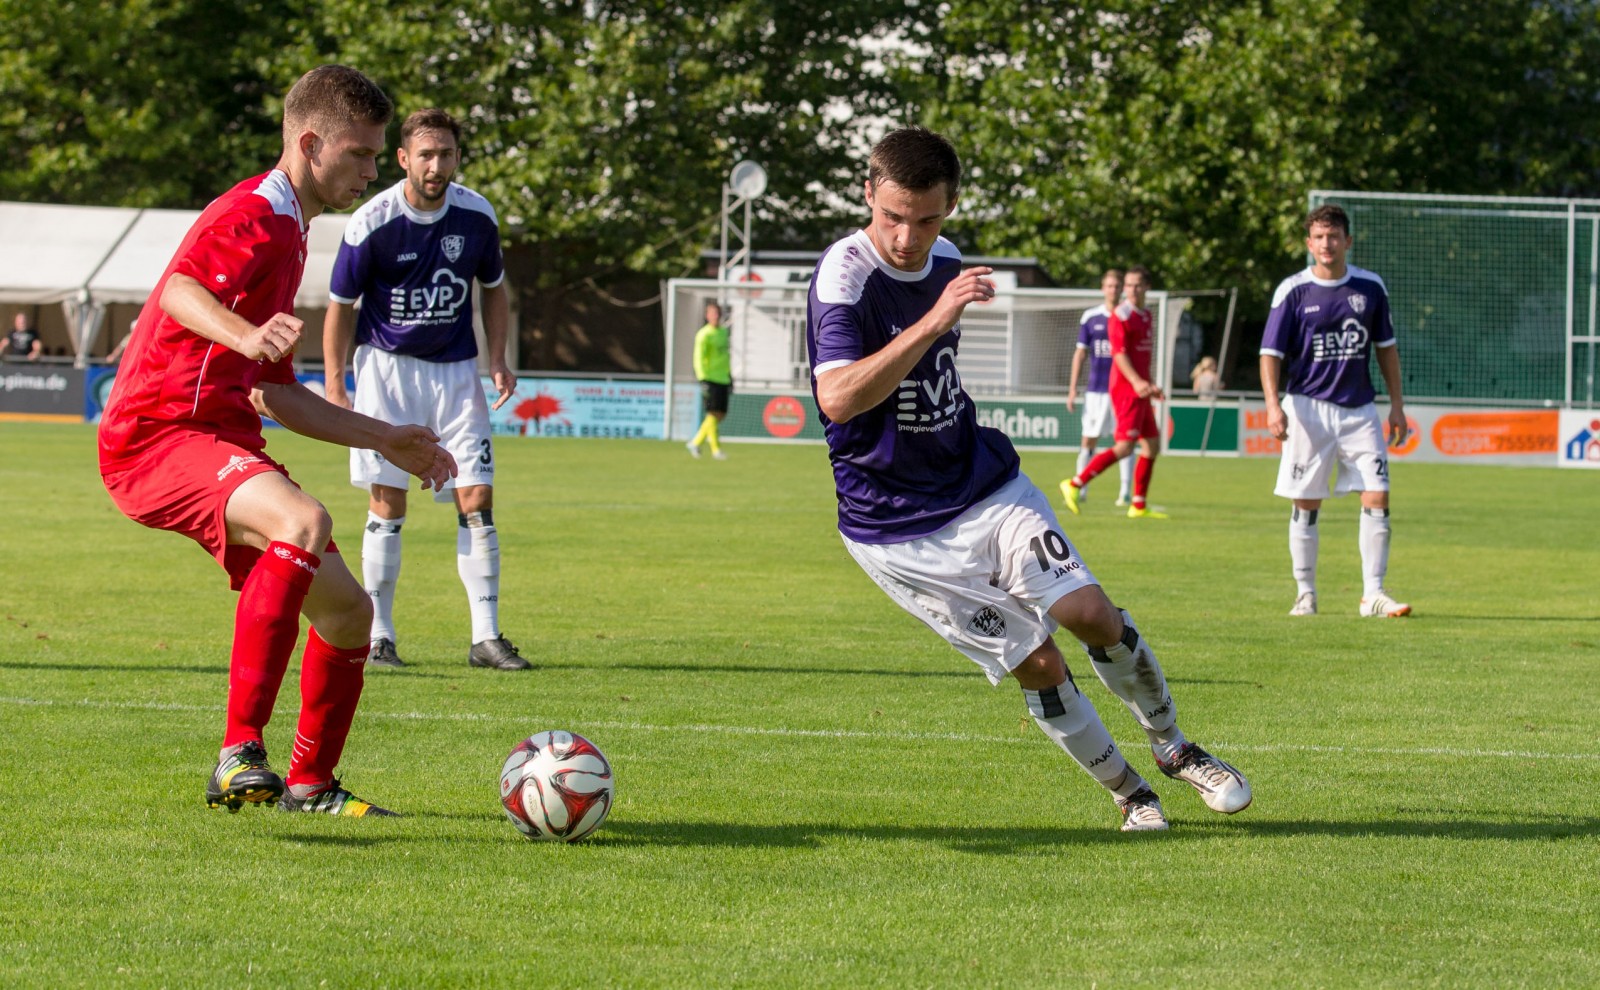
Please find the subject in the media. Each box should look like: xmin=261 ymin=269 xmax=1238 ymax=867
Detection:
xmin=102 ymin=433 xmax=335 ymax=591
xmin=1111 ymin=389 xmax=1159 ymax=442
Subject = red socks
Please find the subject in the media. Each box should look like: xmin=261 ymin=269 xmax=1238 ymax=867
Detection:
xmin=1133 ymin=455 xmax=1155 ymax=507
xmin=223 ymin=542 xmax=319 ymax=748
xmin=1075 ymin=448 xmax=1121 ymax=487
xmin=286 ymin=628 xmax=368 ymax=789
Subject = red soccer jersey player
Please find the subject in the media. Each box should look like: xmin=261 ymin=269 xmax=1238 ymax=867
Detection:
xmin=1061 ymin=266 xmax=1168 ymax=518
xmin=99 ymin=65 xmax=456 ymax=818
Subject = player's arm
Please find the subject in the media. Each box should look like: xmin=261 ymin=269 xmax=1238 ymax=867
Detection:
xmin=160 ymin=273 xmax=301 ymax=362
xmin=480 ymin=282 xmax=515 ymax=411
xmin=321 ymin=301 xmax=358 ymax=409
xmin=1111 ymin=350 xmax=1160 ymax=399
xmin=815 ymin=266 xmax=995 ymax=423
xmin=1259 ymin=353 xmax=1288 ymax=440
xmin=253 ymin=380 xmax=457 ymax=491
xmin=1374 ymin=343 xmax=1407 ymax=446
xmin=1067 ymin=347 xmax=1087 ymax=412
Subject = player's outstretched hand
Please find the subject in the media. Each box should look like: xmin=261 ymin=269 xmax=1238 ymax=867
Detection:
xmin=381 ymin=425 xmax=458 ymax=491
xmin=927 ymin=266 xmax=996 ymax=333
xmin=239 ymin=313 xmax=303 ymax=363
xmin=489 ymin=359 xmax=517 ymax=411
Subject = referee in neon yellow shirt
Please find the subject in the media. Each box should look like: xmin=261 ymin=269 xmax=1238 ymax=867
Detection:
xmin=686 ymin=301 xmax=732 ymax=459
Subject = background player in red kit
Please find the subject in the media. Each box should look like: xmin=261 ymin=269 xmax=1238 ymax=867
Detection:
xmin=1061 ymin=265 xmax=1168 ymax=519
xmin=98 ymin=65 xmax=456 ymax=817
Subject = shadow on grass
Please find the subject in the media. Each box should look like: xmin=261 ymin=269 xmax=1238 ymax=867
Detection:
xmin=594 ymin=812 xmax=1600 ymax=851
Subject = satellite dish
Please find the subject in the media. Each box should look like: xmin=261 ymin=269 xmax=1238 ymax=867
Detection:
xmin=728 ymin=160 xmax=768 ymax=200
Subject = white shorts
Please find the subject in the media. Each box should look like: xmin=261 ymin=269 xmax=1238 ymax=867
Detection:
xmin=1274 ymin=392 xmax=1389 ymax=500
xmin=843 ymin=474 xmax=1100 ymax=686
xmin=1079 ymin=390 xmax=1114 ymax=441
xmin=350 ymin=346 xmax=495 ymax=500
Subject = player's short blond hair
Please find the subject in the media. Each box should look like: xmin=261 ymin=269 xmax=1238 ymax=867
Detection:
xmin=282 ymin=65 xmax=392 ymax=145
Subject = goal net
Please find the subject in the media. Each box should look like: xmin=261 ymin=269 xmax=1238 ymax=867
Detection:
xmin=1310 ymin=190 xmax=1600 ymax=407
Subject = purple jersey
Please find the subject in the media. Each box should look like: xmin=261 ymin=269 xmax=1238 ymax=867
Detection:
xmin=806 ymin=230 xmax=1020 ymax=544
xmin=1261 ymin=265 xmax=1395 ymax=407
xmin=329 ymin=180 xmax=505 ymax=364
xmin=1076 ymin=304 xmax=1114 ymax=393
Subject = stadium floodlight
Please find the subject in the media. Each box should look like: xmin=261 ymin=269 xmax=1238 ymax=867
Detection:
xmin=718 ymin=160 xmax=766 ymax=290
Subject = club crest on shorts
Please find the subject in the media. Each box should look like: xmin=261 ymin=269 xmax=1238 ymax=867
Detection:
xmin=1348 ymin=293 xmax=1367 ymax=314
xmin=967 ymin=605 xmax=1006 ymax=638
xmin=442 ymin=235 xmax=465 ymax=263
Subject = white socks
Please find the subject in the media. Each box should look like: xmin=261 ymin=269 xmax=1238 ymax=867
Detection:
xmin=1289 ymin=508 xmax=1319 ymax=596
xmin=1084 ymin=610 xmax=1177 ymax=738
xmin=362 ymin=512 xmax=404 ymax=642
xmin=458 ymin=511 xmax=501 ymax=644
xmin=1117 ymin=453 xmax=1133 ymax=501
xmin=1359 ymin=507 xmax=1391 ymax=596
xmin=1023 ymin=682 xmax=1147 ymax=799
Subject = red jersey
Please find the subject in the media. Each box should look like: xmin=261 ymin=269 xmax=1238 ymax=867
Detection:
xmin=99 ymin=170 xmax=307 ymax=470
xmin=1107 ymin=302 xmax=1154 ymax=395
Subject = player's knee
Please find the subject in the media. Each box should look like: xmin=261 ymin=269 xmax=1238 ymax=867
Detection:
xmin=1012 ymin=639 xmax=1069 ymax=691
xmin=1050 ymin=586 xmax=1122 ymax=647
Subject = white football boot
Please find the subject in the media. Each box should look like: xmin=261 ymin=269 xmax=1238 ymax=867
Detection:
xmin=1156 ymin=743 xmax=1252 ymax=814
xmin=1115 ymin=787 xmax=1170 ymax=832
xmin=1289 ymin=591 xmax=1317 ymax=616
xmin=1359 ymin=590 xmax=1411 ymax=618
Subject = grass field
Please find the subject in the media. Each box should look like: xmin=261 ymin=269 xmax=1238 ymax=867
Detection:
xmin=2 ymin=421 xmax=1597 ymax=988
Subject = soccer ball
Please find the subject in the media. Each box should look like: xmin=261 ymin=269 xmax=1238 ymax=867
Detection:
xmin=499 ymin=730 xmax=614 ymax=842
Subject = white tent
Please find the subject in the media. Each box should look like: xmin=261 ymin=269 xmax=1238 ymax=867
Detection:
xmin=0 ymin=201 xmax=349 ymax=367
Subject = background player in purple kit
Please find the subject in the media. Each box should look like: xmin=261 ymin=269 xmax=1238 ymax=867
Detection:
xmin=323 ymin=108 xmax=529 ymax=670
xmin=1261 ymin=204 xmax=1411 ymax=619
xmin=1062 ymin=269 xmax=1133 ymax=506
xmin=806 ymin=126 xmax=1250 ymax=832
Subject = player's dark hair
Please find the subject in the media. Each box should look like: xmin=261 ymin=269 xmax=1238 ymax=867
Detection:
xmin=868 ymin=127 xmax=961 ymax=201
xmin=283 ymin=65 xmax=393 ymax=141
xmin=401 ymin=108 xmax=461 ymax=149
xmin=1306 ymin=204 xmax=1350 ymax=235
xmin=1126 ymin=264 xmax=1153 ymax=285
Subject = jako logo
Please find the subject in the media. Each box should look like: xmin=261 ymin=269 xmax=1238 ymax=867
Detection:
xmin=272 ymin=546 xmax=318 ymax=576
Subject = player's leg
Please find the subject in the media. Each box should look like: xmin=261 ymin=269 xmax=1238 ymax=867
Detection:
xmin=1012 ymin=640 xmax=1167 ymax=831
xmin=1074 ymin=438 xmax=1096 ymax=500
xmin=433 ymin=359 xmax=530 ymax=670
xmin=350 ymin=346 xmax=425 ymax=665
xmin=363 ymin=485 xmax=408 ymax=666
xmin=1276 ymin=395 xmax=1338 ymax=616
xmin=1062 ymin=437 xmax=1128 ymax=515
xmin=1127 ymin=430 xmax=1166 ymax=519
xmin=1115 ymin=443 xmax=1134 ymax=506
xmin=1047 ymin=588 xmax=1251 ymax=815
xmin=1342 ymin=408 xmax=1410 ymax=617
xmin=278 ymin=551 xmax=395 ymax=816
xmin=688 ymin=383 xmax=712 ymax=456
xmin=456 ymin=483 xmax=528 ymax=670
xmin=1289 ymin=498 xmax=1322 ymax=615
xmin=841 ymin=503 xmax=1162 ymax=831
xmin=214 ymin=470 xmax=339 ymax=810
xmin=705 ymin=384 xmax=729 ymax=459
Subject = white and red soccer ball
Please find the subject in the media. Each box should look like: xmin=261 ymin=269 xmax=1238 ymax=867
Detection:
xmin=499 ymin=731 xmax=614 ymax=842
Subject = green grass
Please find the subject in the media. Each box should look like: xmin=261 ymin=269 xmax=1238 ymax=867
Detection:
xmin=2 ymin=422 xmax=1597 ymax=988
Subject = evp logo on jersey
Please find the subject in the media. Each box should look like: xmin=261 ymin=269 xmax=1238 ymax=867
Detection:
xmin=1311 ymin=318 xmax=1368 ymax=363
xmin=389 ymin=269 xmax=471 ymax=323
xmin=895 ymin=345 xmax=965 ymax=432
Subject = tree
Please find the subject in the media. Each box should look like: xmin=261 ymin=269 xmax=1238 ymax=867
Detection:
xmin=0 ymin=0 xmax=291 ymax=207
xmin=907 ymin=0 xmax=1600 ymax=308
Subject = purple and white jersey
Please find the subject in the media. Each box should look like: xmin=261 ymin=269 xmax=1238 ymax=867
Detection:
xmin=1261 ymin=265 xmax=1395 ymax=408
xmin=1076 ymin=304 xmax=1114 ymax=394
xmin=806 ymin=230 xmax=1020 ymax=544
xmin=329 ymin=180 xmax=505 ymax=364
